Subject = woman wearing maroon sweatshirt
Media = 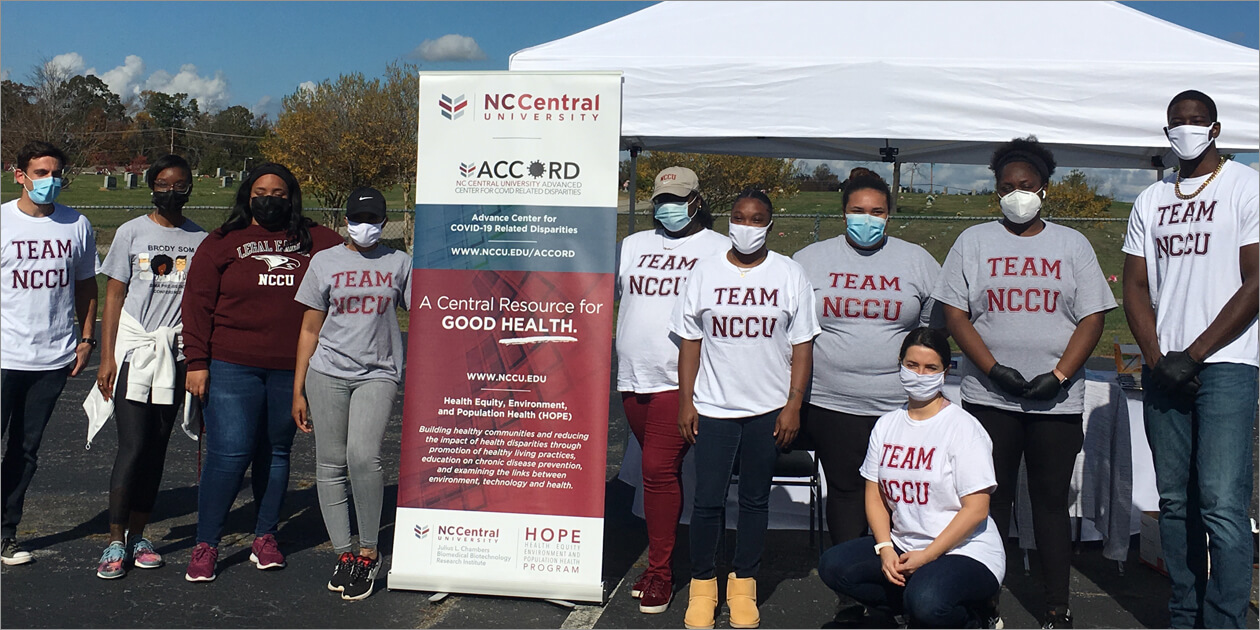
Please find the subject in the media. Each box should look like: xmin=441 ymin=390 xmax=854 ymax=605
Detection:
xmin=180 ymin=163 xmax=342 ymax=582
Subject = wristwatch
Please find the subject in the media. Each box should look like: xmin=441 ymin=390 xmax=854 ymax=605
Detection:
xmin=1059 ymin=375 xmax=1071 ymax=389
xmin=79 ymin=337 xmax=97 ymax=348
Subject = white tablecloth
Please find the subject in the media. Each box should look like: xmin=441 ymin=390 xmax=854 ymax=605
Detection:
xmin=616 ymin=370 xmax=1159 ymax=560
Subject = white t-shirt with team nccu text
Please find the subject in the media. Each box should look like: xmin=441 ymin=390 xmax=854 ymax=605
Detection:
xmin=670 ymin=251 xmax=821 ymax=418
xmin=1122 ymin=159 xmax=1258 ymax=366
xmin=615 ymin=228 xmax=729 ymax=393
xmin=860 ymin=401 xmax=1006 ymax=583
xmin=1 ymin=200 xmax=99 ymax=370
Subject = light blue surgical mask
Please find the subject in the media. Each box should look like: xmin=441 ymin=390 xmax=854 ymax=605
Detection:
xmin=654 ymin=201 xmax=693 ymax=233
xmin=845 ymin=213 xmax=886 ymax=248
xmin=24 ymin=175 xmax=62 ymax=205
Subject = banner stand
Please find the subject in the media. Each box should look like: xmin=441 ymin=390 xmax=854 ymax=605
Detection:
xmin=389 ymin=71 xmax=623 ymax=605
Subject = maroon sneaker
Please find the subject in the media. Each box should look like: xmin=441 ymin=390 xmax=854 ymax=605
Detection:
xmin=630 ymin=572 xmax=651 ymax=599
xmin=249 ymin=534 xmax=286 ymax=570
xmin=639 ymin=575 xmax=673 ymax=614
xmin=184 ymin=543 xmax=218 ymax=582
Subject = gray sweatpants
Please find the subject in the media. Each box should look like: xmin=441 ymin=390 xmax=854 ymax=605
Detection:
xmin=304 ymin=369 xmax=397 ymax=552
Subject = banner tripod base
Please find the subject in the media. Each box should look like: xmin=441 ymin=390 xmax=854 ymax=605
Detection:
xmin=428 ymin=592 xmax=450 ymax=604
xmin=543 ymin=599 xmax=577 ymax=609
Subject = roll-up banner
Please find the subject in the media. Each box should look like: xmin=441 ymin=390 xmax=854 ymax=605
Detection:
xmin=390 ymin=72 xmax=622 ymax=603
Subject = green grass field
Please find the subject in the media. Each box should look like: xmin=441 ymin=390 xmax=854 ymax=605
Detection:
xmin=3 ymin=177 xmax=1136 ymax=358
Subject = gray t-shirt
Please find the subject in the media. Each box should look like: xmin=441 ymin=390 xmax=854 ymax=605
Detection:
xmin=100 ymin=214 xmax=207 ymax=361
xmin=932 ymin=221 xmax=1116 ymax=414
xmin=794 ymin=236 xmax=942 ymax=416
xmin=295 ymin=244 xmax=412 ymax=382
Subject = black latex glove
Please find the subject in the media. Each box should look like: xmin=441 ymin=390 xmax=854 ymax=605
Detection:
xmin=988 ymin=363 xmax=1030 ymax=397
xmin=1151 ymin=351 xmax=1202 ymax=394
xmin=1025 ymin=372 xmax=1062 ymax=401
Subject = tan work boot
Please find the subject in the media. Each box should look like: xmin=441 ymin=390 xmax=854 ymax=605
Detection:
xmin=683 ymin=577 xmax=719 ymax=629
xmin=726 ymin=572 xmax=760 ymax=629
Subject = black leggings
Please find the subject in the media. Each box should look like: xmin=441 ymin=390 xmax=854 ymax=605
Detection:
xmin=801 ymin=405 xmax=880 ymax=546
xmin=109 ymin=361 xmax=184 ymax=526
xmin=964 ymin=402 xmax=1082 ymax=609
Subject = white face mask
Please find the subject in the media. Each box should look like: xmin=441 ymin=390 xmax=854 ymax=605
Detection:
xmin=900 ymin=365 xmax=945 ymax=402
xmin=347 ymin=220 xmax=383 ymax=247
xmin=999 ymin=189 xmax=1043 ymax=224
xmin=729 ymin=221 xmax=771 ymax=255
xmin=1166 ymin=123 xmax=1215 ymax=161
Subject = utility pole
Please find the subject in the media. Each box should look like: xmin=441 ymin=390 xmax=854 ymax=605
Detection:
xmin=170 ymin=128 xmax=175 ymax=154
xmin=929 ymin=163 xmax=934 ymax=194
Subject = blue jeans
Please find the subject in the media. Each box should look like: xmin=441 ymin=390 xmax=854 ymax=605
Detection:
xmin=1 ymin=367 xmax=71 ymax=540
xmin=1143 ymin=362 xmax=1258 ymax=629
xmin=689 ymin=410 xmax=780 ymax=580
xmin=196 ymin=360 xmax=297 ymax=546
xmin=819 ymin=536 xmax=1000 ymax=628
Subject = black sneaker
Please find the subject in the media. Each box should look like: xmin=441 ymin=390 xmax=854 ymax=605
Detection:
xmin=978 ymin=594 xmax=1004 ymax=629
xmin=341 ymin=554 xmax=380 ymax=601
xmin=832 ymin=603 xmax=866 ymax=624
xmin=1042 ymin=607 xmax=1073 ymax=629
xmin=326 ymin=552 xmax=356 ymax=592
xmin=1 ymin=538 xmax=33 ymax=566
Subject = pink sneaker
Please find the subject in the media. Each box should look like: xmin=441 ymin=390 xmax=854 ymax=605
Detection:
xmin=130 ymin=537 xmax=163 ymax=569
xmin=184 ymin=543 xmax=217 ymax=582
xmin=249 ymin=534 xmax=286 ymax=569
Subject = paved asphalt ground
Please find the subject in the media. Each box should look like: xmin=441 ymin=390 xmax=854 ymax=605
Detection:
xmin=2 ymin=342 xmax=1257 ymax=629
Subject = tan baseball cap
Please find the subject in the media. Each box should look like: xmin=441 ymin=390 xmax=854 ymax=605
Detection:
xmin=652 ymin=166 xmax=700 ymax=200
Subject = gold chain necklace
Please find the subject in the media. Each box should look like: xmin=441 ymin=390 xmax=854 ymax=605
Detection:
xmin=1174 ymin=157 xmax=1226 ymax=200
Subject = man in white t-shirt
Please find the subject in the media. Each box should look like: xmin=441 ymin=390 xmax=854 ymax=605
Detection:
xmin=1 ymin=142 xmax=100 ymax=566
xmin=1122 ymin=91 xmax=1258 ymax=630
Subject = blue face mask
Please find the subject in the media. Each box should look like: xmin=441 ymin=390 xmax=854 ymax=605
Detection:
xmin=845 ymin=213 xmax=887 ymax=248
xmin=25 ymin=175 xmax=62 ymax=205
xmin=654 ymin=201 xmax=693 ymax=233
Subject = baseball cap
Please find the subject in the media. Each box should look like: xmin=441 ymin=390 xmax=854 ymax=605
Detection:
xmin=651 ymin=166 xmax=700 ymax=201
xmin=346 ymin=187 xmax=387 ymax=222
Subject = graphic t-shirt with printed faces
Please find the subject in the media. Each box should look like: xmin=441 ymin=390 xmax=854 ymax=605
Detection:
xmin=1122 ymin=159 xmax=1259 ymax=367
xmin=860 ymin=402 xmax=1006 ymax=583
xmin=615 ymin=228 xmax=730 ymax=393
xmin=295 ymin=244 xmax=412 ymax=382
xmin=0 ymin=200 xmax=100 ymax=370
xmin=794 ymin=236 xmax=943 ymax=416
xmin=670 ymin=251 xmax=821 ymax=418
xmin=100 ymin=215 xmax=207 ymax=361
xmin=932 ymin=221 xmax=1116 ymax=414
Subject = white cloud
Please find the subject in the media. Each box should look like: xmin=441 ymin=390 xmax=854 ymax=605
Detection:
xmin=297 ymin=81 xmax=317 ymax=94
xmin=48 ymin=52 xmax=86 ymax=75
xmin=411 ymin=34 xmax=487 ymax=62
xmin=144 ymin=63 xmax=230 ymax=110
xmin=251 ymin=95 xmax=278 ymax=119
xmin=0 ymin=68 xmax=10 ymax=81
xmin=87 ymin=54 xmax=145 ymax=100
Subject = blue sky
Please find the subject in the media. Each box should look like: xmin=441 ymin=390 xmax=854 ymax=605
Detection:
xmin=1 ymin=1 xmax=1255 ymax=200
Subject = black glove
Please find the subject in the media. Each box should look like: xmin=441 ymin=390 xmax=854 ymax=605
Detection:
xmin=988 ymin=363 xmax=1030 ymax=397
xmin=1150 ymin=351 xmax=1203 ymax=394
xmin=1024 ymin=372 xmax=1063 ymax=401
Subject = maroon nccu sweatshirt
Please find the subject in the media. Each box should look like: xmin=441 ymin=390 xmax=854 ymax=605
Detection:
xmin=181 ymin=223 xmax=343 ymax=371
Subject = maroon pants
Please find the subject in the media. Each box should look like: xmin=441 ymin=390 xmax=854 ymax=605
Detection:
xmin=622 ymin=390 xmax=689 ymax=582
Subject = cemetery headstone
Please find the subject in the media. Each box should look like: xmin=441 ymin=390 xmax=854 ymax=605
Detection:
xmin=215 ymin=167 xmax=225 ymax=178
xmin=220 ymin=175 xmax=234 ymax=188
xmin=124 ymin=172 xmax=138 ymax=189
xmin=102 ymin=175 xmax=117 ymax=190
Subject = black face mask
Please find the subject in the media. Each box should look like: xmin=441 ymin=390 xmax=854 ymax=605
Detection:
xmin=250 ymin=195 xmax=291 ymax=230
xmin=152 ymin=190 xmax=190 ymax=214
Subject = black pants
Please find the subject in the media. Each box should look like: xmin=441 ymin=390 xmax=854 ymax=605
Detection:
xmin=1 ymin=366 xmax=71 ymax=540
xmin=801 ymin=404 xmax=879 ymax=546
xmin=110 ymin=361 xmax=184 ymax=526
xmin=964 ymin=402 xmax=1082 ymax=609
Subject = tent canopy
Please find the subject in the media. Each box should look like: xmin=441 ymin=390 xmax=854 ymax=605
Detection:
xmin=509 ymin=1 xmax=1259 ymax=169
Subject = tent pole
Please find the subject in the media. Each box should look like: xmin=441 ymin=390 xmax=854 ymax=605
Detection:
xmin=890 ymin=161 xmax=901 ymax=214
xmin=627 ymin=146 xmax=641 ymax=233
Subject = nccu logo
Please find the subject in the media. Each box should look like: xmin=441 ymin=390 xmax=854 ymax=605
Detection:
xmin=439 ymin=94 xmax=467 ymax=120
xmin=460 ymin=159 xmax=580 ymax=180
xmin=414 ymin=524 xmax=430 ymax=540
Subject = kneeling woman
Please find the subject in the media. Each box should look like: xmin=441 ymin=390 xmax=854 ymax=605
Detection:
xmin=672 ymin=189 xmax=820 ymax=629
xmin=818 ymin=328 xmax=1004 ymax=629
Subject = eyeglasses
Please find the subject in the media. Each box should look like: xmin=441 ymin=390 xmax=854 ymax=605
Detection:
xmin=154 ymin=183 xmax=191 ymax=194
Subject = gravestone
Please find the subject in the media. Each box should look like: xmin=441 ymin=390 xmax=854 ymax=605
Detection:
xmin=124 ymin=173 xmax=138 ymax=189
xmin=215 ymin=167 xmax=225 ymax=178
xmin=238 ymin=171 xmax=247 ymax=182
xmin=142 ymin=170 xmax=150 ymax=185
xmin=220 ymin=175 xmax=234 ymax=188
xmin=102 ymin=175 xmax=117 ymax=190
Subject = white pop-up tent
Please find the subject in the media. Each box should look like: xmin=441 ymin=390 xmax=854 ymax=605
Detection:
xmin=510 ymin=1 xmax=1259 ymax=170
